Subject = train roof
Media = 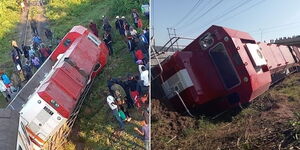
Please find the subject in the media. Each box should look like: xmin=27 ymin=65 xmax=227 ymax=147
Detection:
xmin=37 ymin=32 xmax=101 ymax=118
xmin=0 ymin=109 xmax=19 ymax=150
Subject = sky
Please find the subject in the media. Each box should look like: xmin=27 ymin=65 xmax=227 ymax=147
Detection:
xmin=151 ymin=0 xmax=300 ymax=46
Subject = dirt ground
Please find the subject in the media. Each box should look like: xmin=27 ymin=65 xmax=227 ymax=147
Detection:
xmin=152 ymin=73 xmax=300 ymax=150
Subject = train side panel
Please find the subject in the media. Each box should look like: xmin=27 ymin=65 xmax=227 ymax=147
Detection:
xmin=157 ymin=25 xmax=272 ymax=113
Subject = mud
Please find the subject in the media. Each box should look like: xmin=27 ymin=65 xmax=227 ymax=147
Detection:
xmin=152 ymin=73 xmax=300 ymax=150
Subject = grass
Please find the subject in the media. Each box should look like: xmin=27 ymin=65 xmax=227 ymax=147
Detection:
xmin=44 ymin=0 xmax=148 ymax=149
xmin=0 ymin=0 xmax=21 ymax=107
xmin=0 ymin=0 xmax=21 ymax=65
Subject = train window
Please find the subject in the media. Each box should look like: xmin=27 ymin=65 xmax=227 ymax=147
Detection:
xmin=93 ymin=63 xmax=101 ymax=72
xmin=88 ymin=33 xmax=101 ymax=47
xmin=199 ymin=32 xmax=214 ymax=50
xmin=63 ymin=39 xmax=72 ymax=47
xmin=232 ymin=52 xmax=243 ymax=65
xmin=209 ymin=43 xmax=241 ymax=89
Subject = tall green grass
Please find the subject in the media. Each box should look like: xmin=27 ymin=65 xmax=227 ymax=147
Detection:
xmin=0 ymin=0 xmax=21 ymax=65
xmin=0 ymin=0 xmax=21 ymax=107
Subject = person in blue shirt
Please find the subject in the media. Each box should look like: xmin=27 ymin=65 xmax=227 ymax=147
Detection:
xmin=1 ymin=73 xmax=11 ymax=86
xmin=32 ymin=34 xmax=42 ymax=50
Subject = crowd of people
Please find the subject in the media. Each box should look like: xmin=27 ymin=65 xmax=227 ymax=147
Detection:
xmin=85 ymin=6 xmax=150 ymax=150
xmin=1 ymin=2 xmax=150 ymax=149
xmin=0 ymin=22 xmax=53 ymax=103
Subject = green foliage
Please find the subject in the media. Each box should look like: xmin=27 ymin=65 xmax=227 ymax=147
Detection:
xmin=274 ymin=75 xmax=300 ymax=101
xmin=0 ymin=0 xmax=21 ymax=107
xmin=290 ymin=112 xmax=300 ymax=141
xmin=197 ymin=117 xmax=216 ymax=129
xmin=0 ymin=0 xmax=21 ymax=66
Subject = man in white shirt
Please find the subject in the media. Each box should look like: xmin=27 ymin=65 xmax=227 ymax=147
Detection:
xmin=106 ymin=95 xmax=124 ymax=130
xmin=140 ymin=66 xmax=149 ymax=86
xmin=137 ymin=66 xmax=149 ymax=95
xmin=0 ymin=79 xmax=9 ymax=102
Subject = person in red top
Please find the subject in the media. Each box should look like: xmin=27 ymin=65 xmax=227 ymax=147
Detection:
xmin=39 ymin=44 xmax=51 ymax=63
xmin=89 ymin=20 xmax=99 ymax=37
xmin=135 ymin=49 xmax=144 ymax=61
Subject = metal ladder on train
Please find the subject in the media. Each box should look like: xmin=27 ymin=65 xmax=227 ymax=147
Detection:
xmin=151 ymin=36 xmax=194 ymax=81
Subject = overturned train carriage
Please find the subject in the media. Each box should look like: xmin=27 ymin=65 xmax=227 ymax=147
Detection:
xmin=7 ymin=26 xmax=109 ymax=150
xmin=152 ymin=25 xmax=300 ymax=114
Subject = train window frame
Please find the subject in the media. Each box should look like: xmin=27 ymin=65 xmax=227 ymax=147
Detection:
xmin=199 ymin=32 xmax=214 ymax=50
xmin=93 ymin=63 xmax=101 ymax=72
xmin=209 ymin=42 xmax=241 ymax=90
xmin=88 ymin=33 xmax=101 ymax=47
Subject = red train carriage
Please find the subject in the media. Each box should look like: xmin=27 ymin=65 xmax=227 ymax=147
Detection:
xmin=152 ymin=25 xmax=300 ymax=114
xmin=8 ymin=25 xmax=108 ymax=149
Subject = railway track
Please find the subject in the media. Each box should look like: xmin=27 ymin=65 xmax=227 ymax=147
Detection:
xmin=11 ymin=1 xmax=91 ymax=149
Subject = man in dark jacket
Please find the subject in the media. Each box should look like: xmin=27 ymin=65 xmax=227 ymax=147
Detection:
xmin=45 ymin=28 xmax=53 ymax=40
xmin=102 ymin=16 xmax=112 ymax=33
xmin=115 ymin=16 xmax=125 ymax=36
xmin=23 ymin=61 xmax=32 ymax=81
xmin=11 ymin=49 xmax=22 ymax=68
xmin=103 ymin=31 xmax=113 ymax=55
xmin=21 ymin=44 xmax=30 ymax=60
xmin=30 ymin=20 xmax=38 ymax=35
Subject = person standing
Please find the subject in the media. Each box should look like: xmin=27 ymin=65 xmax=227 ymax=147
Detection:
xmin=30 ymin=20 xmax=38 ymax=35
xmin=132 ymin=9 xmax=140 ymax=28
xmin=23 ymin=61 xmax=32 ymax=81
xmin=0 ymin=78 xmax=9 ymax=102
xmin=45 ymin=28 xmax=53 ymax=41
xmin=32 ymin=34 xmax=42 ymax=50
xmin=12 ymin=40 xmax=23 ymax=56
xmin=31 ymin=55 xmax=40 ymax=70
xmin=11 ymin=49 xmax=22 ymax=69
xmin=106 ymin=95 xmax=125 ymax=131
xmin=103 ymin=31 xmax=113 ymax=56
xmin=138 ymin=66 xmax=149 ymax=95
xmin=89 ymin=20 xmax=99 ymax=37
xmin=39 ymin=44 xmax=51 ymax=63
xmin=134 ymin=119 xmax=150 ymax=150
xmin=102 ymin=16 xmax=112 ymax=33
xmin=1 ymin=73 xmax=13 ymax=94
xmin=21 ymin=44 xmax=30 ymax=60
xmin=115 ymin=16 xmax=125 ymax=36
xmin=122 ymin=17 xmax=130 ymax=37
xmin=127 ymin=36 xmax=137 ymax=60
